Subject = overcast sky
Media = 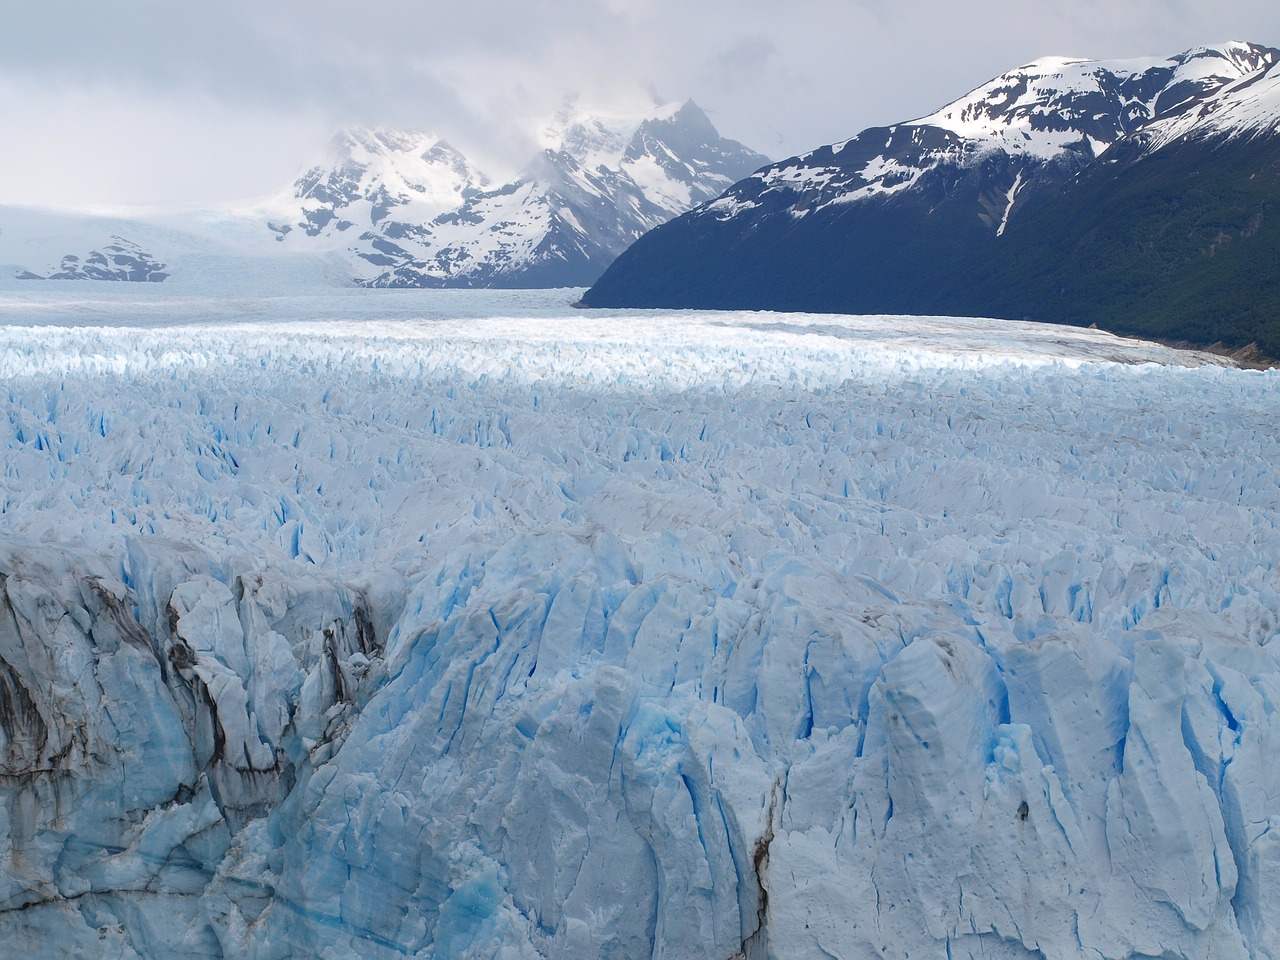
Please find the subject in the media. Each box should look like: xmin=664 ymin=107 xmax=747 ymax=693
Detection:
xmin=3 ymin=0 xmax=1278 ymax=207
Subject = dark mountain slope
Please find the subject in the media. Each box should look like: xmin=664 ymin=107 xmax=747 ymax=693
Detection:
xmin=968 ymin=133 xmax=1280 ymax=352
xmin=583 ymin=43 xmax=1280 ymax=355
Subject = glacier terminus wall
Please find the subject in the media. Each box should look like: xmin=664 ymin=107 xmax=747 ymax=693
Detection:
xmin=1 ymin=296 xmax=1279 ymax=960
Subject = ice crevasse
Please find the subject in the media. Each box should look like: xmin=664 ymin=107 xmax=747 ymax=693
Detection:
xmin=0 ymin=313 xmax=1279 ymax=960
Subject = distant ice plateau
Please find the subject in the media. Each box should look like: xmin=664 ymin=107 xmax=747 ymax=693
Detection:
xmin=1 ymin=289 xmax=1278 ymax=960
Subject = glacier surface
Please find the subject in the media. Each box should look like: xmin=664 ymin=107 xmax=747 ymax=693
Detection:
xmin=1 ymin=288 xmax=1279 ymax=960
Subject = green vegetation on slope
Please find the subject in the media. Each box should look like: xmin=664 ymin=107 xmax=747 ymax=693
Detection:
xmin=971 ymin=135 xmax=1280 ymax=357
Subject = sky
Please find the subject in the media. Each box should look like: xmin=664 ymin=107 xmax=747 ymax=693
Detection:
xmin=2 ymin=0 xmax=1278 ymax=208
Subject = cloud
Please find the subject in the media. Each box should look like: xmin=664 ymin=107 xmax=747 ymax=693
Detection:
xmin=1 ymin=0 xmax=1277 ymax=204
xmin=703 ymin=35 xmax=781 ymax=87
xmin=0 ymin=79 xmax=331 ymax=208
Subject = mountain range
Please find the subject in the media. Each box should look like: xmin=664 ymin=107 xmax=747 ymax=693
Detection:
xmin=582 ymin=41 xmax=1280 ymax=356
xmin=0 ymin=102 xmax=767 ymax=290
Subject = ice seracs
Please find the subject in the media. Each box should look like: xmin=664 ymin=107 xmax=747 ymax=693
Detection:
xmin=2 ymin=292 xmax=1280 ymax=959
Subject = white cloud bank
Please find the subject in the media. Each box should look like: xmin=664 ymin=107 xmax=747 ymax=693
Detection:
xmin=1 ymin=0 xmax=1277 ymax=205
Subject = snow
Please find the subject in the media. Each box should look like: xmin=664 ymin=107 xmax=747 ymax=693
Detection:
xmin=246 ymin=127 xmax=492 ymax=252
xmin=996 ymin=170 xmax=1024 ymax=236
xmin=757 ymin=162 xmax=842 ymax=192
xmin=622 ymin=153 xmax=695 ymax=212
xmin=912 ymin=44 xmax=1274 ymax=159
xmin=705 ymin=195 xmax=761 ymax=220
xmin=0 ymin=100 xmax=763 ymax=292
xmin=1142 ymin=59 xmax=1280 ymax=151
xmin=720 ymin=41 xmax=1278 ymax=229
xmin=822 ymin=153 xmax=928 ymax=206
xmin=2 ymin=285 xmax=1279 ymax=960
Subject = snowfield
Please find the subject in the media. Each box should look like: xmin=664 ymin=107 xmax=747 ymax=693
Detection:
xmin=2 ymin=288 xmax=1279 ymax=960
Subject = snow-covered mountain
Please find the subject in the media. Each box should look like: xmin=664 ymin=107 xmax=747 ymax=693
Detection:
xmin=13 ymin=235 xmax=168 ymax=282
xmin=0 ymin=128 xmax=489 ymax=286
xmin=3 ymin=291 xmax=1280 ymax=960
xmin=1137 ymin=50 xmax=1280 ymax=150
xmin=583 ymin=42 xmax=1280 ymax=355
xmin=0 ymin=205 xmax=179 ymax=284
xmin=344 ymin=101 xmax=768 ymax=287
xmin=911 ymin=41 xmax=1273 ymax=158
xmin=0 ymin=101 xmax=766 ymax=290
xmin=0 ymin=202 xmax=354 ymax=292
xmin=256 ymin=127 xmax=491 ymax=248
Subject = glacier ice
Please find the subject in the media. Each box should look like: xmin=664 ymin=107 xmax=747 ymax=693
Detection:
xmin=0 ymin=290 xmax=1279 ymax=959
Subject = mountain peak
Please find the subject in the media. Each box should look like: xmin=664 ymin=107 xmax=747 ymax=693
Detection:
xmin=259 ymin=124 xmax=490 ymax=245
xmin=1175 ymin=39 xmax=1276 ymax=71
xmin=556 ymin=117 xmax=628 ymax=165
xmin=349 ymin=95 xmax=769 ymax=288
xmin=637 ymin=98 xmax=705 ymax=123
xmin=1140 ymin=49 xmax=1280 ymax=150
xmin=539 ymin=98 xmax=726 ymax=162
xmin=323 ymin=127 xmax=440 ymax=163
xmin=907 ymin=41 xmax=1280 ymax=160
xmin=634 ymin=99 xmax=718 ymax=139
xmin=1013 ymin=55 xmax=1091 ymax=72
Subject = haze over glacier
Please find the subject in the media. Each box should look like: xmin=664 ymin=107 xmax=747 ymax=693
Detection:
xmin=2 ymin=286 xmax=1279 ymax=959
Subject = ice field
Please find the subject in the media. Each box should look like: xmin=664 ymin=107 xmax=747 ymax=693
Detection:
xmin=1 ymin=286 xmax=1279 ymax=960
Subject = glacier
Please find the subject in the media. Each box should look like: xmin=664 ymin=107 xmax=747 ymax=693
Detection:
xmin=1 ymin=287 xmax=1279 ymax=960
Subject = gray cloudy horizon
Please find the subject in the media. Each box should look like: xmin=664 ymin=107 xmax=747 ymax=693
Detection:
xmin=2 ymin=0 xmax=1278 ymax=207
